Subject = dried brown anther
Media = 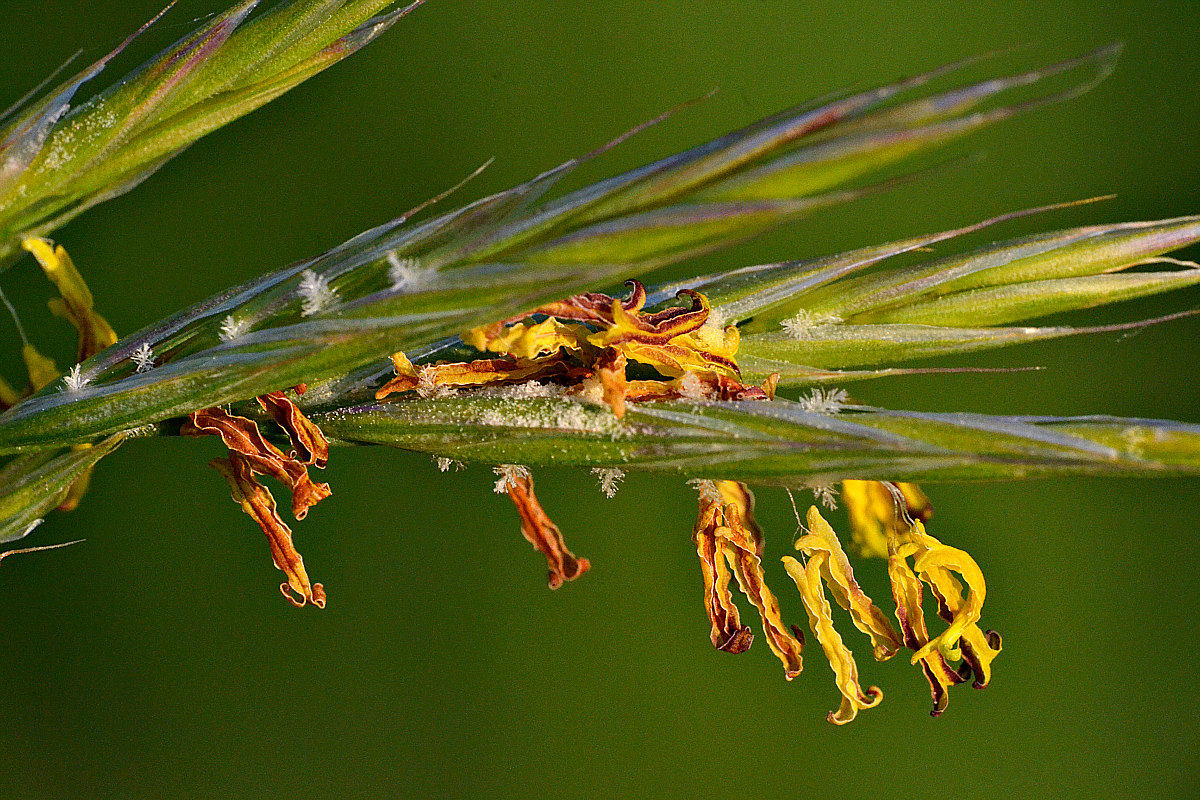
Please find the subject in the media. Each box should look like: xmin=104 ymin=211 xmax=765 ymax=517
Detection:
xmin=375 ymin=352 xmax=421 ymax=399
xmin=381 ymin=280 xmax=769 ymax=420
xmin=496 ymin=467 xmax=591 ymax=589
xmin=183 ymin=406 xmax=331 ymax=519
xmin=477 ymin=279 xmax=651 ymax=338
xmin=211 ymin=454 xmax=326 ymax=608
xmin=694 ymin=513 xmax=754 ymax=653
xmin=626 ymin=372 xmax=779 ymax=403
xmin=595 ymin=348 xmax=629 ymax=418
xmin=693 ymin=480 xmax=804 ymax=678
xmin=257 ymin=390 xmax=329 ymax=467
xmin=186 ymin=400 xmax=333 ymax=608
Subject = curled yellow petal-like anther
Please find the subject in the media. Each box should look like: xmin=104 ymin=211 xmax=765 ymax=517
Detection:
xmin=841 ymin=480 xmax=891 ymax=558
xmin=903 ymin=523 xmax=1001 ymax=687
xmin=887 ymin=523 xmax=1001 ymax=689
xmin=797 ymin=506 xmax=901 ymax=660
xmin=886 ymin=541 xmax=967 ymax=715
xmin=375 ymin=352 xmax=421 ymax=398
xmin=909 ymin=535 xmax=986 ymax=665
xmin=13 ymin=242 xmax=115 ymax=513
xmin=471 ymin=317 xmax=591 ymax=360
xmin=22 ymin=238 xmax=117 ymax=362
xmin=783 ymin=553 xmax=883 ymax=725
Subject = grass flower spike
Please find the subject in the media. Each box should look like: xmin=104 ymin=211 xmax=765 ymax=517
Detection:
xmin=2 ymin=8 xmax=1199 ymax=730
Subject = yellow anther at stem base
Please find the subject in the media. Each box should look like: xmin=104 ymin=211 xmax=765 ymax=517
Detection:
xmin=466 ymin=317 xmax=591 ymax=361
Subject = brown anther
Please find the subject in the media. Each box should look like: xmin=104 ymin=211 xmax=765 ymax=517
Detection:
xmin=635 ymin=289 xmax=709 ymax=335
xmin=516 ymin=280 xmax=650 ymax=328
xmin=761 ymin=373 xmax=780 ymax=400
xmin=211 ymin=454 xmax=325 ymax=609
xmin=500 ymin=471 xmax=591 ymax=589
xmin=725 ymin=539 xmax=804 ymax=679
xmin=694 ymin=511 xmax=754 ymax=654
xmin=597 ymin=287 xmax=711 ymax=347
xmin=183 ymin=406 xmax=331 ymax=519
xmin=256 ymin=391 xmax=329 ymax=467
xmin=280 ymin=581 xmax=326 ymax=609
xmin=376 ymin=352 xmax=422 ymax=399
xmin=693 ymin=481 xmax=804 ymax=679
xmin=624 ymin=373 xmax=771 ymax=404
xmin=596 ymin=348 xmax=628 ymax=418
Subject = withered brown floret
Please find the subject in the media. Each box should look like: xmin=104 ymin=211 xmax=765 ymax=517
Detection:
xmin=184 ymin=401 xmax=333 ymax=608
xmin=693 ymin=480 xmax=804 ymax=678
xmin=694 ymin=522 xmax=754 ymax=653
xmin=256 ymin=390 xmax=329 ymax=467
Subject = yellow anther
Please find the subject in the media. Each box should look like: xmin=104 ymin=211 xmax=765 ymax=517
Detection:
xmin=22 ymin=238 xmax=117 ymax=362
xmin=783 ymin=550 xmax=883 ymax=725
xmin=796 ymin=506 xmax=902 ymax=659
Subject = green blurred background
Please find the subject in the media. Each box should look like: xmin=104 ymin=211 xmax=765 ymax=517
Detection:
xmin=2 ymin=1 xmax=1199 ymax=797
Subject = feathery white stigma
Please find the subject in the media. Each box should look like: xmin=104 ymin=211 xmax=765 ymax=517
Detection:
xmin=435 ymin=456 xmax=464 ymax=473
xmin=62 ymin=364 xmax=85 ymax=392
xmin=493 ymin=463 xmax=531 ymax=494
xmin=688 ymin=478 xmax=722 ymax=504
xmin=298 ymin=269 xmax=337 ymax=317
xmin=219 ymin=314 xmax=251 ymax=342
xmin=781 ymin=309 xmax=839 ymax=340
xmin=798 ymin=387 xmax=849 ymax=415
xmin=131 ymin=342 xmax=155 ymax=372
xmin=387 ymin=252 xmax=429 ymax=291
xmin=591 ymin=467 xmax=625 ymax=498
xmin=809 ymin=482 xmax=839 ymax=510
